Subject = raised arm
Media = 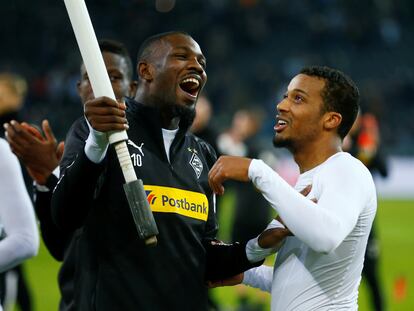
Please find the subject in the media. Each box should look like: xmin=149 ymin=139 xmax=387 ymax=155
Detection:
xmin=209 ymin=155 xmax=372 ymax=253
xmin=248 ymin=158 xmax=368 ymax=253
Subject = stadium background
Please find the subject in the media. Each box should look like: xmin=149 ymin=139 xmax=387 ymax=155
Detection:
xmin=1 ymin=0 xmax=413 ymax=310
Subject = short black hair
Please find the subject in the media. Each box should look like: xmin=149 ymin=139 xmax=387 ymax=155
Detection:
xmin=136 ymin=31 xmax=192 ymax=63
xmin=300 ymin=66 xmax=360 ymax=139
xmin=98 ymin=39 xmax=133 ymax=79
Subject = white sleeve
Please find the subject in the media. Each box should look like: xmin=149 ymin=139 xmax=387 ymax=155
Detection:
xmin=84 ymin=117 xmax=109 ymax=164
xmin=248 ymin=159 xmax=367 ymax=253
xmin=0 ymin=140 xmax=39 ymax=273
xmin=245 ymin=219 xmax=286 ymax=262
xmin=243 ymin=265 xmax=273 ymax=292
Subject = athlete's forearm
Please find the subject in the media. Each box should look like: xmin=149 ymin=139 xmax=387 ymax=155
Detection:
xmin=248 ymin=160 xmax=361 ymax=253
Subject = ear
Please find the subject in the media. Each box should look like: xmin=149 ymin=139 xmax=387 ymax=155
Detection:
xmin=138 ymin=61 xmax=154 ymax=82
xmin=323 ymin=112 xmax=342 ymax=132
xmin=128 ymin=80 xmax=138 ymax=97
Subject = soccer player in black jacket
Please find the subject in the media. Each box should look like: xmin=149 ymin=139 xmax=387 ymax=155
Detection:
xmin=51 ymin=32 xmax=265 ymax=311
xmin=5 ymin=39 xmax=137 ymax=311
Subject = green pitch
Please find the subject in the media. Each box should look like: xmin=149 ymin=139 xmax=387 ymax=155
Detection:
xmin=12 ymin=198 xmax=414 ymax=311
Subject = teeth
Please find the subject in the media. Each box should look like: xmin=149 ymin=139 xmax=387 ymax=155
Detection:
xmin=181 ymin=78 xmax=199 ymax=86
xmin=278 ymin=120 xmax=287 ymax=125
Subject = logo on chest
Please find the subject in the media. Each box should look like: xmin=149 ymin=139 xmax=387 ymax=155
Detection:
xmin=128 ymin=140 xmax=144 ymax=167
xmin=188 ymin=147 xmax=203 ymax=178
xmin=144 ymin=185 xmax=208 ymax=221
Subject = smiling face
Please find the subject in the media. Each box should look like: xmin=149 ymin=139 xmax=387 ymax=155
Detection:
xmin=273 ymin=74 xmax=327 ymax=151
xmin=78 ymin=51 xmax=133 ymax=104
xmin=142 ymin=33 xmax=207 ymax=116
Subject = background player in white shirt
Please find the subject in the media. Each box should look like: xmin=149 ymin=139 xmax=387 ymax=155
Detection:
xmin=0 ymin=138 xmax=39 ymax=272
xmin=208 ymin=66 xmax=377 ymax=310
xmin=0 ymin=138 xmax=39 ymax=311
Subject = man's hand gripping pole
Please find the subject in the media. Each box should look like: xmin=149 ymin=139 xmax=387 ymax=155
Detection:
xmin=64 ymin=0 xmax=158 ymax=246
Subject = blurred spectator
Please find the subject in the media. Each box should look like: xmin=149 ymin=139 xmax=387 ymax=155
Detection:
xmin=0 ymin=73 xmax=27 ymax=127
xmin=191 ymin=94 xmax=219 ymax=154
xmin=344 ymin=112 xmax=388 ymax=177
xmin=190 ymin=94 xmax=221 ymax=311
xmin=217 ymin=108 xmax=271 ymax=311
xmin=217 ymin=108 xmax=271 ymax=242
xmin=343 ymin=112 xmax=388 ymax=311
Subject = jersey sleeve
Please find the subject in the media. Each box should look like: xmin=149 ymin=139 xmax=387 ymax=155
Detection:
xmin=33 ymin=174 xmax=72 ymax=261
xmin=204 ymin=193 xmax=218 ymax=239
xmin=59 ymin=117 xmax=89 ymax=174
xmin=243 ymin=265 xmax=273 ymax=292
xmin=52 ymin=119 xmax=105 ymax=232
xmin=248 ymin=158 xmax=374 ymax=253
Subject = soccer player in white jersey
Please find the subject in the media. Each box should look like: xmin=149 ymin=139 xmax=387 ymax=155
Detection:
xmin=208 ymin=66 xmax=377 ymax=311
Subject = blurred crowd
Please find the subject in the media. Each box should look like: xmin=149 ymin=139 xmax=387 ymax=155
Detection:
xmin=1 ymin=2 xmax=406 ymax=310
xmin=1 ymin=0 xmax=414 ymax=155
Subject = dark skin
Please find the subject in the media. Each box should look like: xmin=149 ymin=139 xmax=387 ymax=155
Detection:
xmin=78 ymin=51 xmax=136 ymax=103
xmin=85 ymin=33 xmax=207 ymax=133
xmin=4 ymin=51 xmax=136 ymax=184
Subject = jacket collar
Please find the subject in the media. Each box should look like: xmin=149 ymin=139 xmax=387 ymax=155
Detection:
xmin=125 ymin=97 xmax=191 ymax=158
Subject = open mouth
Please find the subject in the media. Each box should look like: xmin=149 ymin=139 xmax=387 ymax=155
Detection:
xmin=274 ymin=118 xmax=288 ymax=132
xmin=179 ymin=77 xmax=201 ymax=98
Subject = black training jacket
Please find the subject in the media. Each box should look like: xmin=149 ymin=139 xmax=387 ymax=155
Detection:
xmin=51 ymin=99 xmax=260 ymax=311
xmin=33 ymin=174 xmax=76 ymax=311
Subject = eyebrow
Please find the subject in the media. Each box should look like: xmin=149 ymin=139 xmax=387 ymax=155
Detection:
xmin=291 ymin=88 xmax=309 ymax=97
xmin=173 ymin=46 xmax=206 ymax=59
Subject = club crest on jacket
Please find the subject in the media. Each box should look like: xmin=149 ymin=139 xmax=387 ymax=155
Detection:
xmin=189 ymin=151 xmax=203 ymax=178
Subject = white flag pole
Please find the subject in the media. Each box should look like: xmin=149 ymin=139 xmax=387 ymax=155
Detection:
xmin=64 ymin=0 xmax=158 ymax=246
